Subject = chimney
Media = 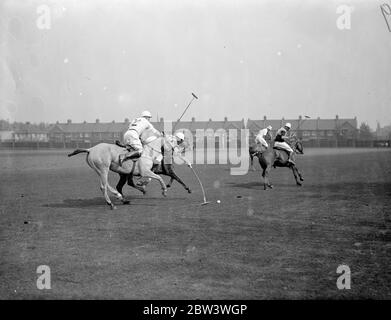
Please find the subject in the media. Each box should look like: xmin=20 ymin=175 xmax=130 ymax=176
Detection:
xmin=224 ymin=116 xmax=228 ymax=122
xmin=160 ymin=117 xmax=164 ymax=122
xmin=96 ymin=119 xmax=100 ymax=123
xmin=263 ymin=116 xmax=267 ymax=120
xmin=56 ymin=121 xmax=59 ymax=124
xmin=335 ymin=115 xmax=339 ymax=120
xmin=83 ymin=120 xmax=87 ymax=124
xmin=299 ymin=115 xmax=302 ymax=120
xmin=192 ymin=117 xmax=195 ymax=122
xmin=112 ymin=120 xmax=115 ymax=123
xmin=124 ymin=118 xmax=129 ymax=123
xmin=67 ymin=119 xmax=71 ymax=124
xmin=209 ymin=118 xmax=212 ymax=122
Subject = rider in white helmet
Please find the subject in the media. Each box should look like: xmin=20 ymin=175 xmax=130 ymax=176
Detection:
xmin=164 ymin=131 xmax=192 ymax=167
xmin=274 ymin=122 xmax=295 ymax=164
xmin=119 ymin=110 xmax=160 ymax=165
xmin=255 ymin=125 xmax=273 ymax=149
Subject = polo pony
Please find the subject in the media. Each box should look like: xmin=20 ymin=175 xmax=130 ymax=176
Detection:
xmin=67 ymin=128 xmax=167 ymax=209
xmin=115 ymin=136 xmax=192 ymax=196
xmin=249 ymin=137 xmax=304 ymax=190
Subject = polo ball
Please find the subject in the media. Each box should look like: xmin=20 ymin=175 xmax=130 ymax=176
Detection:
xmin=216 ymin=200 xmax=221 ymax=204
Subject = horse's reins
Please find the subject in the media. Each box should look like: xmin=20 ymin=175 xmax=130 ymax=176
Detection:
xmin=144 ymin=136 xmax=162 ymax=157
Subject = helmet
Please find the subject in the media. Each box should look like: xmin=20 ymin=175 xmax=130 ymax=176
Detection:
xmin=175 ymin=132 xmax=185 ymax=141
xmin=267 ymin=125 xmax=272 ymax=130
xmin=141 ymin=110 xmax=152 ymax=118
xmin=285 ymin=122 xmax=291 ymax=129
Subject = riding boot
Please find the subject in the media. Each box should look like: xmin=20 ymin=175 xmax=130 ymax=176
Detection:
xmin=287 ymin=152 xmax=295 ymax=165
xmin=119 ymin=150 xmax=142 ymax=166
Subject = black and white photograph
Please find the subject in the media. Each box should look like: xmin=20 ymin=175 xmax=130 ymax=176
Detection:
xmin=0 ymin=0 xmax=390 ymax=306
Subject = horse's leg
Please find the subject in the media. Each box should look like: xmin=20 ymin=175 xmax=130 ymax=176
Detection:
xmin=166 ymin=177 xmax=174 ymax=188
xmin=291 ymin=165 xmax=302 ymax=186
xmin=250 ymin=153 xmax=256 ymax=171
xmin=263 ymin=165 xmax=273 ymax=190
xmin=296 ymin=167 xmax=304 ymax=181
xmin=165 ymin=164 xmax=191 ymax=193
xmin=98 ymin=168 xmax=116 ymax=209
xmin=106 ymin=182 xmax=130 ymax=204
xmin=259 ymin=154 xmax=273 ymax=190
xmin=141 ymin=168 xmax=168 ymax=197
xmin=262 ymin=167 xmax=267 ymax=190
xmin=86 ymin=153 xmax=116 ymax=209
xmin=127 ymin=175 xmax=147 ymax=195
xmin=116 ymin=173 xmax=127 ymax=196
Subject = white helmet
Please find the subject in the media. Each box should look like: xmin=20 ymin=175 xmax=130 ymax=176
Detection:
xmin=141 ymin=110 xmax=152 ymax=118
xmin=267 ymin=125 xmax=272 ymax=130
xmin=285 ymin=122 xmax=291 ymax=129
xmin=175 ymin=132 xmax=185 ymax=141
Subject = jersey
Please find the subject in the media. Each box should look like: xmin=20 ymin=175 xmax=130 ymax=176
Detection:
xmin=164 ymin=135 xmax=185 ymax=154
xmin=255 ymin=128 xmax=268 ymax=140
xmin=128 ymin=117 xmax=156 ymax=135
xmin=275 ymin=127 xmax=288 ymax=142
xmin=163 ymin=135 xmax=190 ymax=165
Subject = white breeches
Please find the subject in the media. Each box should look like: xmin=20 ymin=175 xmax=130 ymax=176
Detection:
xmin=274 ymin=141 xmax=293 ymax=153
xmin=123 ymin=130 xmax=143 ymax=152
xmin=255 ymin=137 xmax=268 ymax=148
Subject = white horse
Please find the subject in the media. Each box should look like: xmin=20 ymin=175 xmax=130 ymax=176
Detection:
xmin=68 ymin=128 xmax=167 ymax=209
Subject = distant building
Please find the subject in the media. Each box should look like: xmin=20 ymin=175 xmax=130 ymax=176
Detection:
xmin=13 ymin=127 xmax=49 ymax=142
xmin=0 ymin=131 xmax=14 ymax=142
xmin=49 ymin=119 xmax=128 ymax=144
xmin=2 ymin=115 xmax=376 ymax=149
xmin=173 ymin=117 xmax=246 ymax=148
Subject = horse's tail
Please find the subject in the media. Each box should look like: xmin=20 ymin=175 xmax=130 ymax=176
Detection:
xmin=68 ymin=148 xmax=89 ymax=157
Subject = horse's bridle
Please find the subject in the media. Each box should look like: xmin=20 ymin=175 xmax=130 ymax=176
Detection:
xmin=141 ymin=136 xmax=163 ymax=156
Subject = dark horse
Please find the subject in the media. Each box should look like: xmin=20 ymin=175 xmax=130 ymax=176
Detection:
xmin=115 ymin=141 xmax=192 ymax=196
xmin=249 ymin=139 xmax=304 ymax=190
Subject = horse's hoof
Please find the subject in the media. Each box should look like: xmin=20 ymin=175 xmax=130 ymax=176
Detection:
xmin=300 ymin=177 xmax=304 ymax=181
xmin=268 ymin=184 xmax=273 ymax=189
xmin=187 ymin=188 xmax=192 ymax=193
xmin=110 ymin=205 xmax=117 ymax=210
xmin=162 ymin=190 xmax=168 ymax=197
xmin=122 ymin=200 xmax=130 ymax=205
xmin=297 ymin=183 xmax=302 ymax=187
xmin=166 ymin=184 xmax=171 ymax=188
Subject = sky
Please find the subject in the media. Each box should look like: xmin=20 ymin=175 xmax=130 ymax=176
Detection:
xmin=1 ymin=0 xmax=390 ymax=129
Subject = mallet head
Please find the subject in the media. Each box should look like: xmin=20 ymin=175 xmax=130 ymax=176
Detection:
xmin=191 ymin=93 xmax=198 ymax=99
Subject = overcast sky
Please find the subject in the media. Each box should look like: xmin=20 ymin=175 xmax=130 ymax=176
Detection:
xmin=1 ymin=0 xmax=390 ymax=128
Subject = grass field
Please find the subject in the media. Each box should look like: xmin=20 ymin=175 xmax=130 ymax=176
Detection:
xmin=0 ymin=148 xmax=390 ymax=299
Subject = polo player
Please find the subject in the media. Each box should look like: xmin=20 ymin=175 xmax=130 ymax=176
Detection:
xmin=255 ymin=125 xmax=272 ymax=149
xmin=274 ymin=122 xmax=295 ymax=164
xmin=119 ymin=110 xmax=161 ymax=165
xmin=164 ymin=132 xmax=192 ymax=167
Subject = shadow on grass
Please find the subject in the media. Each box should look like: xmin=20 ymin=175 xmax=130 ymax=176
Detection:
xmin=43 ymin=196 xmax=187 ymax=209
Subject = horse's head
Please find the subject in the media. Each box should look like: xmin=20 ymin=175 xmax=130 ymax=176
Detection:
xmin=294 ymin=140 xmax=304 ymax=154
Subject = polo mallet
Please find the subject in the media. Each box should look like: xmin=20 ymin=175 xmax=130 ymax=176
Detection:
xmin=172 ymin=93 xmax=198 ymax=132
xmin=190 ymin=166 xmax=210 ymax=206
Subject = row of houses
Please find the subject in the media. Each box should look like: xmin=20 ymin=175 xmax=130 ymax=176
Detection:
xmin=0 ymin=115 xmax=383 ymax=148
